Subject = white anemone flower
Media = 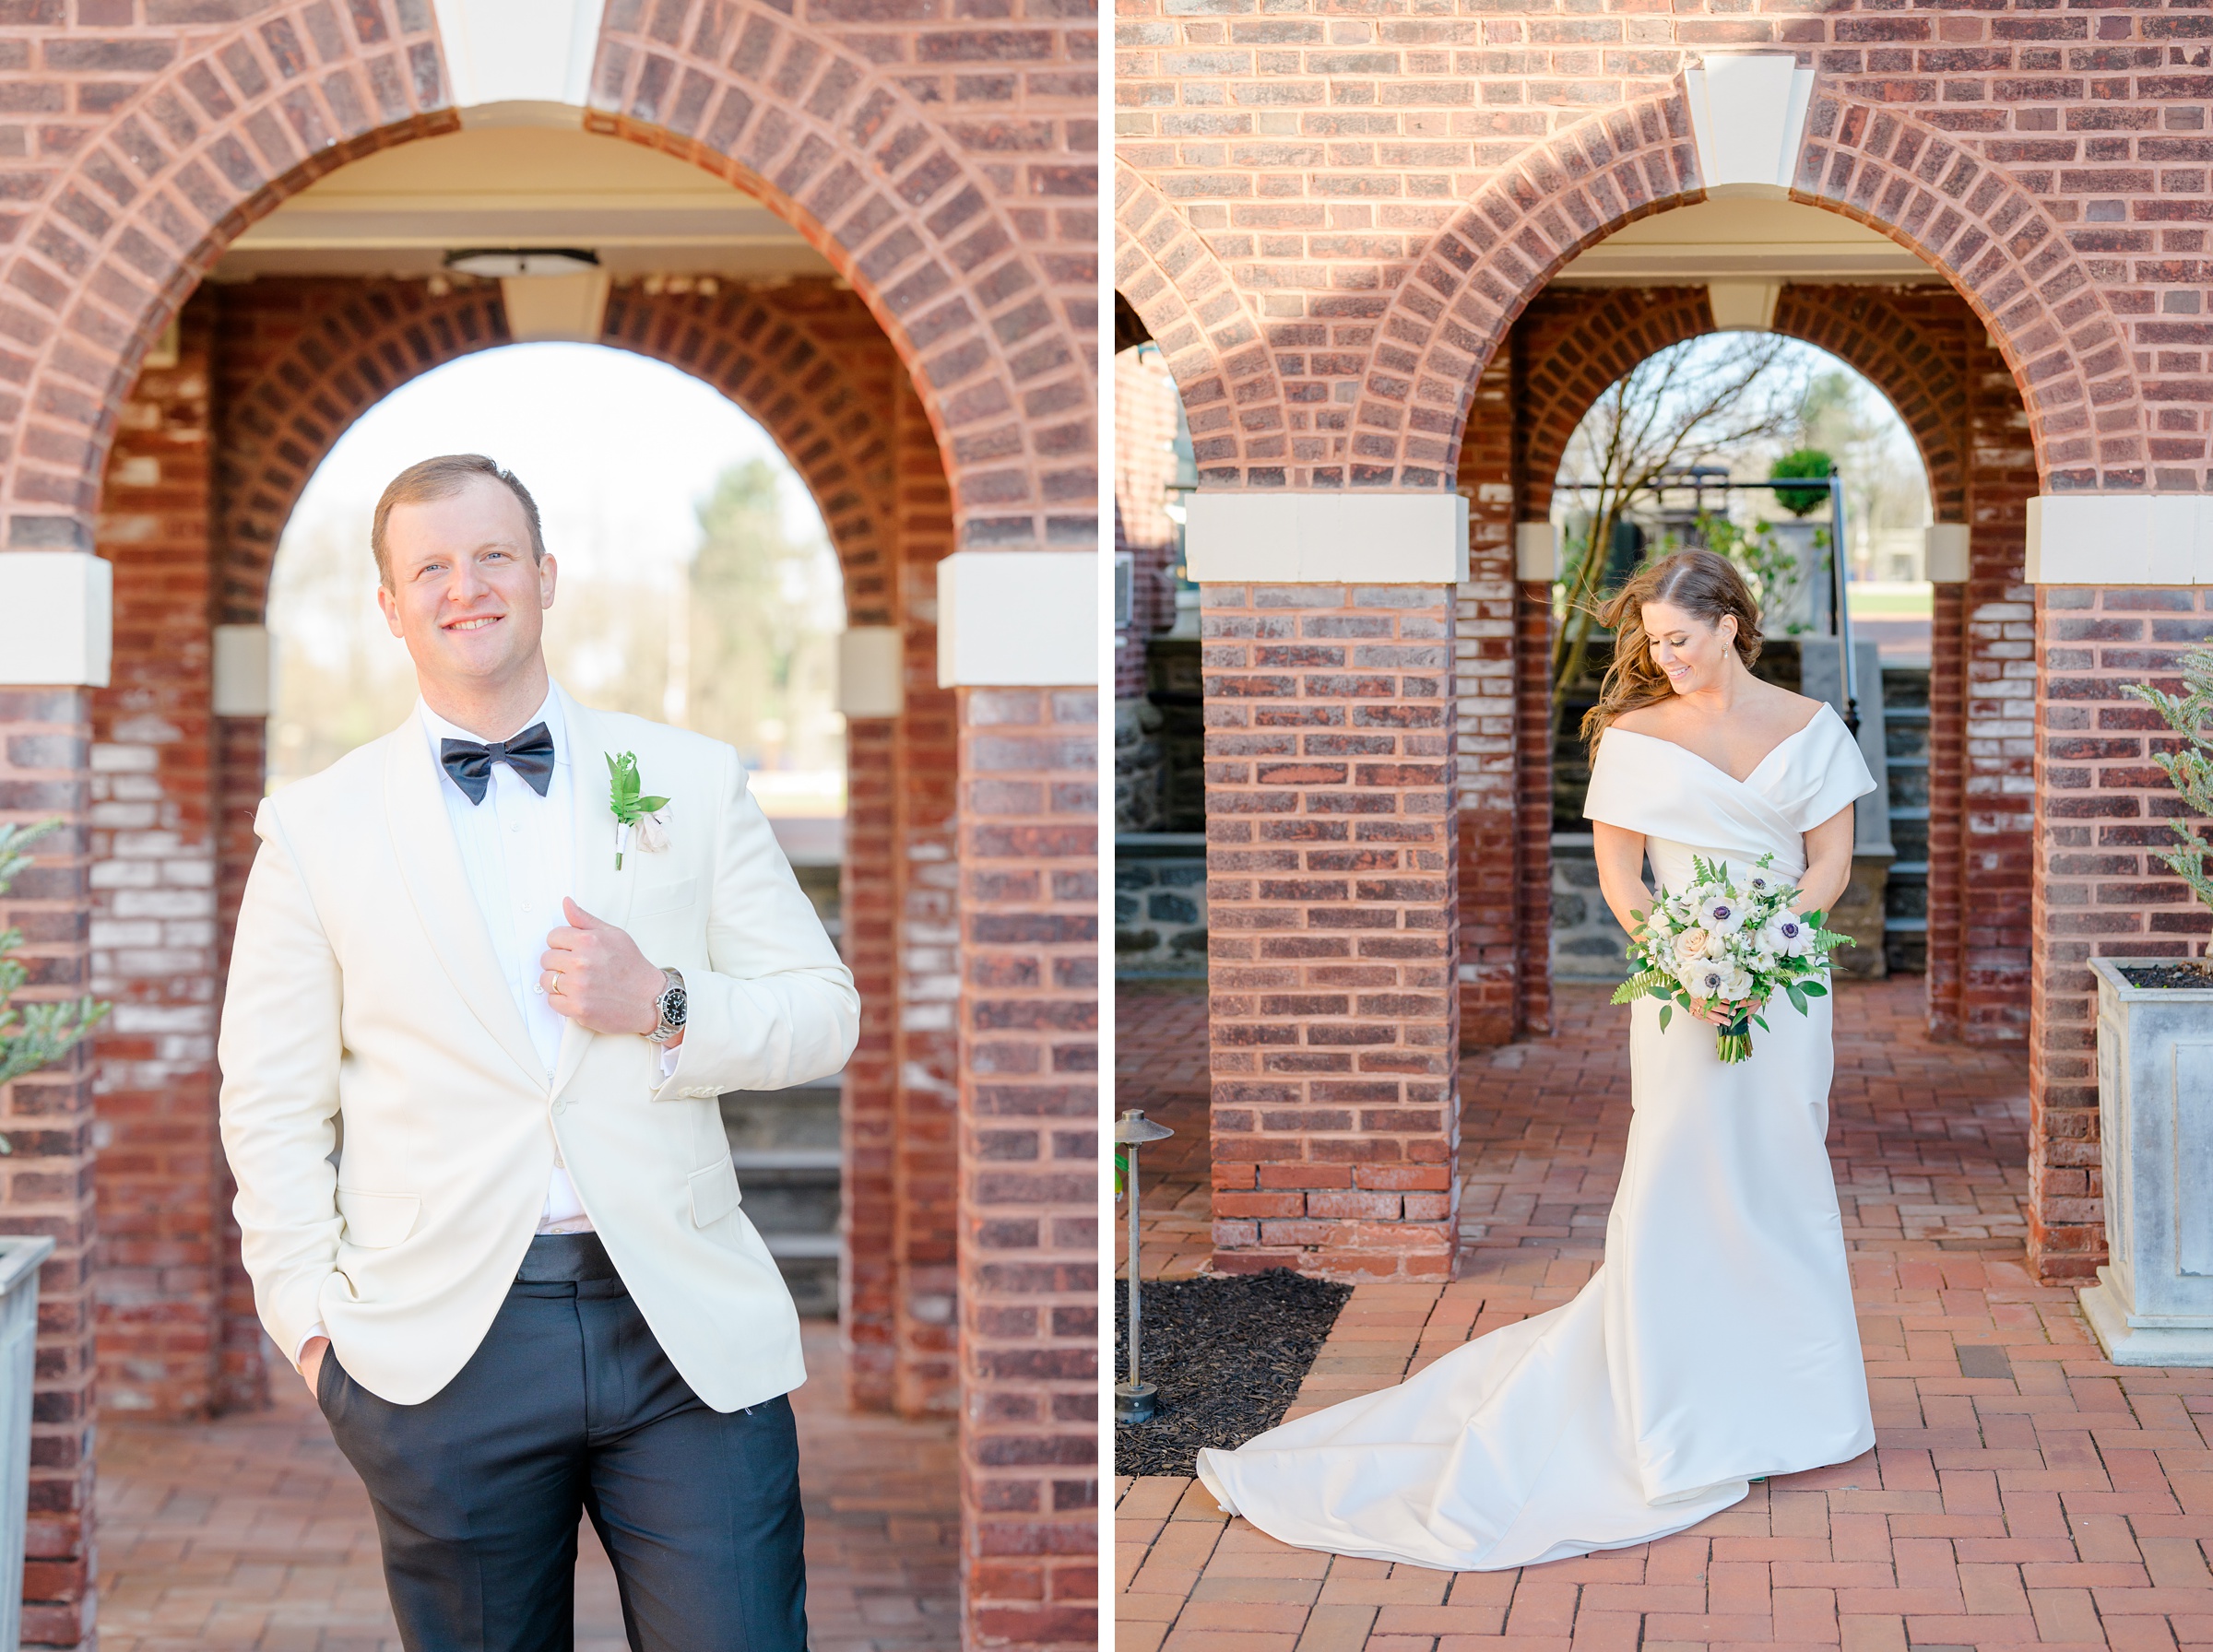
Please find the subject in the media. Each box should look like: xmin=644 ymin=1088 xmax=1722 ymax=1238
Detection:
xmin=1696 ymin=888 xmax=1749 ymax=935
xmin=1761 ymin=910 xmax=1813 ymax=957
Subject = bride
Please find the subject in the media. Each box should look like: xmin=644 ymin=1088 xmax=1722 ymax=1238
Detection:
xmin=1195 ymin=549 xmax=1878 ymax=1571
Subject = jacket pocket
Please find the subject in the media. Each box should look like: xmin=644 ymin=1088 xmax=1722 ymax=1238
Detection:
xmin=687 ymin=1158 xmax=743 ymax=1228
xmin=336 ymin=1186 xmax=420 ymax=1249
xmin=632 ymin=876 xmax=699 ymax=919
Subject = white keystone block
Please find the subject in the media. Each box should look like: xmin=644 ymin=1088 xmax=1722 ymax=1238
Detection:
xmin=2027 ymin=495 xmax=2213 ymax=584
xmin=0 ymin=552 xmax=111 ymax=687
xmin=430 ymin=0 xmax=605 ymax=111
xmin=501 ymin=273 xmax=611 ymax=343
xmin=1683 ymin=54 xmax=1817 ymax=199
xmin=212 ymin=624 xmax=274 ymax=717
xmin=1184 ymin=491 xmax=1471 ymax=584
xmin=1926 ymin=524 xmax=1970 ymax=584
xmin=1515 ymin=521 xmax=1559 ymax=582
xmin=837 ymin=626 xmax=904 ymax=718
xmin=935 ymin=551 xmax=1099 ymax=689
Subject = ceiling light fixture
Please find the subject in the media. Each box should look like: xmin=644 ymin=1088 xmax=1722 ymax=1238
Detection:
xmin=443 ymin=248 xmax=601 ymax=278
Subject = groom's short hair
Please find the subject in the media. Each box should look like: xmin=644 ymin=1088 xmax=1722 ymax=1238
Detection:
xmin=371 ymin=454 xmax=546 ymax=587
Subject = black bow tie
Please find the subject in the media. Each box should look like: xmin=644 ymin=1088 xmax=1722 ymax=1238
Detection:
xmin=440 ymin=723 xmax=555 ymax=805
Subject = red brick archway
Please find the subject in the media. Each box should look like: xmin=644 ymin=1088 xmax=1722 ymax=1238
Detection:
xmin=1119 ymin=87 xmax=2130 ymax=497
xmin=0 ymin=6 xmax=1095 ymax=1646
xmin=0 ymin=2 xmax=1093 ymax=554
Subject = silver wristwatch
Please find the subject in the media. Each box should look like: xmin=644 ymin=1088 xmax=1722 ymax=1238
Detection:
xmin=645 ymin=967 xmax=687 ymax=1044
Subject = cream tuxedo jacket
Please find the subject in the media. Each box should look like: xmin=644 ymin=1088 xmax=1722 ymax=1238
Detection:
xmin=218 ymin=686 xmax=858 ymax=1410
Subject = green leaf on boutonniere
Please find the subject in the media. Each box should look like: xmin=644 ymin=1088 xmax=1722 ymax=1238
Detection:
xmin=606 ymin=751 xmax=669 ymax=869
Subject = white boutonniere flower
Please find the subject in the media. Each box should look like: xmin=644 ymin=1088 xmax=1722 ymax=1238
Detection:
xmin=605 ymin=750 xmax=670 ymax=869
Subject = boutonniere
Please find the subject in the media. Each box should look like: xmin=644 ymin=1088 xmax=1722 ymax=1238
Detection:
xmin=606 ymin=751 xmax=670 ymax=869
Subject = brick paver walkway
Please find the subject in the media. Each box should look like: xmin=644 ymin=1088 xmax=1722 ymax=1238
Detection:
xmin=1117 ymin=977 xmax=2213 ymax=1652
xmin=98 ymin=1323 xmax=958 ymax=1651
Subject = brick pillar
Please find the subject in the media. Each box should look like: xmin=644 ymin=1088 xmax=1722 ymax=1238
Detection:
xmin=90 ymin=301 xmax=223 ymax=1423
xmin=0 ymin=688 xmax=97 ymax=1647
xmin=840 ymin=714 xmax=897 ymax=1411
xmin=955 ymin=682 xmax=1099 ymax=1649
xmin=893 ymin=379 xmax=960 ymax=1418
xmin=1958 ymin=326 xmax=2037 ymax=1044
xmin=1203 ymin=581 xmax=1461 ymax=1280
xmin=1455 ymin=352 xmax=1520 ymax=1048
xmin=2028 ymin=583 xmax=2209 ymax=1280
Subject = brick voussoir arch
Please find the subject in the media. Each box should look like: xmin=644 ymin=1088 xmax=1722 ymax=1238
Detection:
xmin=1369 ymin=87 xmax=2136 ymax=492
xmin=1365 ymin=91 xmax=1698 ymax=490
xmin=0 ymin=0 xmax=1089 ymax=556
xmin=1514 ymin=284 xmax=1969 ymax=525
xmin=1793 ymin=93 xmax=2136 ymax=491
xmin=1113 ymin=160 xmax=1287 ymax=486
xmin=212 ymin=277 xmax=901 ymax=630
xmin=590 ymin=4 xmax=1093 ymax=547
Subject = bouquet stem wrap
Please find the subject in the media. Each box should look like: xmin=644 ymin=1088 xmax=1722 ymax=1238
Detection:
xmin=1612 ymin=853 xmax=1852 ymax=1064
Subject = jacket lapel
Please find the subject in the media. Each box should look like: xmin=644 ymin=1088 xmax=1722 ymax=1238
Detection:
xmin=550 ymin=687 xmax=638 ymax=1099
xmin=382 ymin=721 xmax=548 ymax=1087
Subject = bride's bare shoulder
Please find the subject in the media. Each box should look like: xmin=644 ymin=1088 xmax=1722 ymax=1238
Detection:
xmin=1608 ymin=702 xmax=1675 ymax=738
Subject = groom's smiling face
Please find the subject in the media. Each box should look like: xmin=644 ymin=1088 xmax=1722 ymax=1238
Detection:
xmin=376 ymin=475 xmax=559 ymax=694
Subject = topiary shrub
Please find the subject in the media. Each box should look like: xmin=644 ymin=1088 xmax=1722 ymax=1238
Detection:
xmin=1769 ymin=448 xmax=1836 ymax=518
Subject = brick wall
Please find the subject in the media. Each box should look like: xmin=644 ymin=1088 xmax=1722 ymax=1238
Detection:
xmin=90 ymin=294 xmax=219 ymax=1424
xmin=1203 ymin=582 xmax=1460 ymax=1278
xmin=955 ymin=682 xmax=1098 ymax=1649
xmin=1118 ymin=18 xmax=2199 ymax=492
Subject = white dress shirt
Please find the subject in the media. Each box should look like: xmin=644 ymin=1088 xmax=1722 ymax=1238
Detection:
xmin=419 ymin=690 xmax=597 ymax=1233
xmin=296 ymin=687 xmax=685 ymax=1364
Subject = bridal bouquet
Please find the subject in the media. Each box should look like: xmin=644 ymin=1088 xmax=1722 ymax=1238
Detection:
xmin=1612 ymin=854 xmax=1852 ymax=1063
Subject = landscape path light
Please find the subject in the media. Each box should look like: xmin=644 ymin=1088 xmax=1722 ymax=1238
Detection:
xmin=1115 ymin=1108 xmax=1174 ymax=1424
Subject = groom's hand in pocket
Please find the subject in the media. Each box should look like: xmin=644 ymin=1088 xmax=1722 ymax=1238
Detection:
xmin=540 ymin=898 xmax=666 ymax=1037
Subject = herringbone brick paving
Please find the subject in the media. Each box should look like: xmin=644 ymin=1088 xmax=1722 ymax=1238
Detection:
xmin=1116 ymin=977 xmax=2213 ymax=1652
xmin=96 ymin=1322 xmax=958 ymax=1652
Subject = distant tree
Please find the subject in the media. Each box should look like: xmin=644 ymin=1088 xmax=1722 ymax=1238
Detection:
xmin=685 ymin=458 xmax=843 ymax=770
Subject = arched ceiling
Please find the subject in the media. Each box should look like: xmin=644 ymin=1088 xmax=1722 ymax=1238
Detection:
xmin=213 ymin=119 xmax=834 ymax=284
xmin=1551 ymin=195 xmax=1941 ymax=286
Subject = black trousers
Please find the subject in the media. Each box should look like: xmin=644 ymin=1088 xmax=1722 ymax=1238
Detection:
xmin=316 ymin=1233 xmax=808 ymax=1652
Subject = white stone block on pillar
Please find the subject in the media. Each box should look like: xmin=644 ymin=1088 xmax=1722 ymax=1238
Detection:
xmin=0 ymin=552 xmax=111 ymax=687
xmin=1183 ymin=491 xmax=1470 ymax=584
xmin=212 ymin=624 xmax=274 ymax=717
xmin=836 ymin=626 xmax=904 ymax=717
xmin=1925 ymin=523 xmax=1970 ymax=584
xmin=2027 ymin=495 xmax=2213 ymax=584
xmin=1515 ymin=520 xmax=1559 ymax=582
xmin=936 ymin=551 xmax=1099 ymax=688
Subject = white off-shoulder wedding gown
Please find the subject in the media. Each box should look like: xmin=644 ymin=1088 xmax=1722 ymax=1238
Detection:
xmin=1194 ymin=702 xmax=1879 ymax=1571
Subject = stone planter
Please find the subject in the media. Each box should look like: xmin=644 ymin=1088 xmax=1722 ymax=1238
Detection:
xmin=0 ymin=1235 xmax=51 ymax=1652
xmin=2081 ymin=961 xmax=2213 ymax=1364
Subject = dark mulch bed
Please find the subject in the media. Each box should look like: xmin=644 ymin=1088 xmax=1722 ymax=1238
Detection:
xmin=1113 ymin=1269 xmax=1353 ymax=1479
xmin=2118 ymin=962 xmax=2213 ymax=990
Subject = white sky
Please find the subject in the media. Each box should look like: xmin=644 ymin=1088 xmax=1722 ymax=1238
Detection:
xmin=282 ymin=341 xmax=830 ymax=591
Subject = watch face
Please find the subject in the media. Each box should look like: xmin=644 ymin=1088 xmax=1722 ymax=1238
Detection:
xmin=662 ymin=985 xmax=688 ymax=1027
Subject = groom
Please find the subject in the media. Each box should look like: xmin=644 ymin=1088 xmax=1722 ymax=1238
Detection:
xmin=218 ymin=454 xmax=858 ymax=1651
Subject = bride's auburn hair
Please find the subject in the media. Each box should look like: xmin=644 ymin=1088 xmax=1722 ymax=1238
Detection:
xmin=1580 ymin=549 xmax=1764 ymax=757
